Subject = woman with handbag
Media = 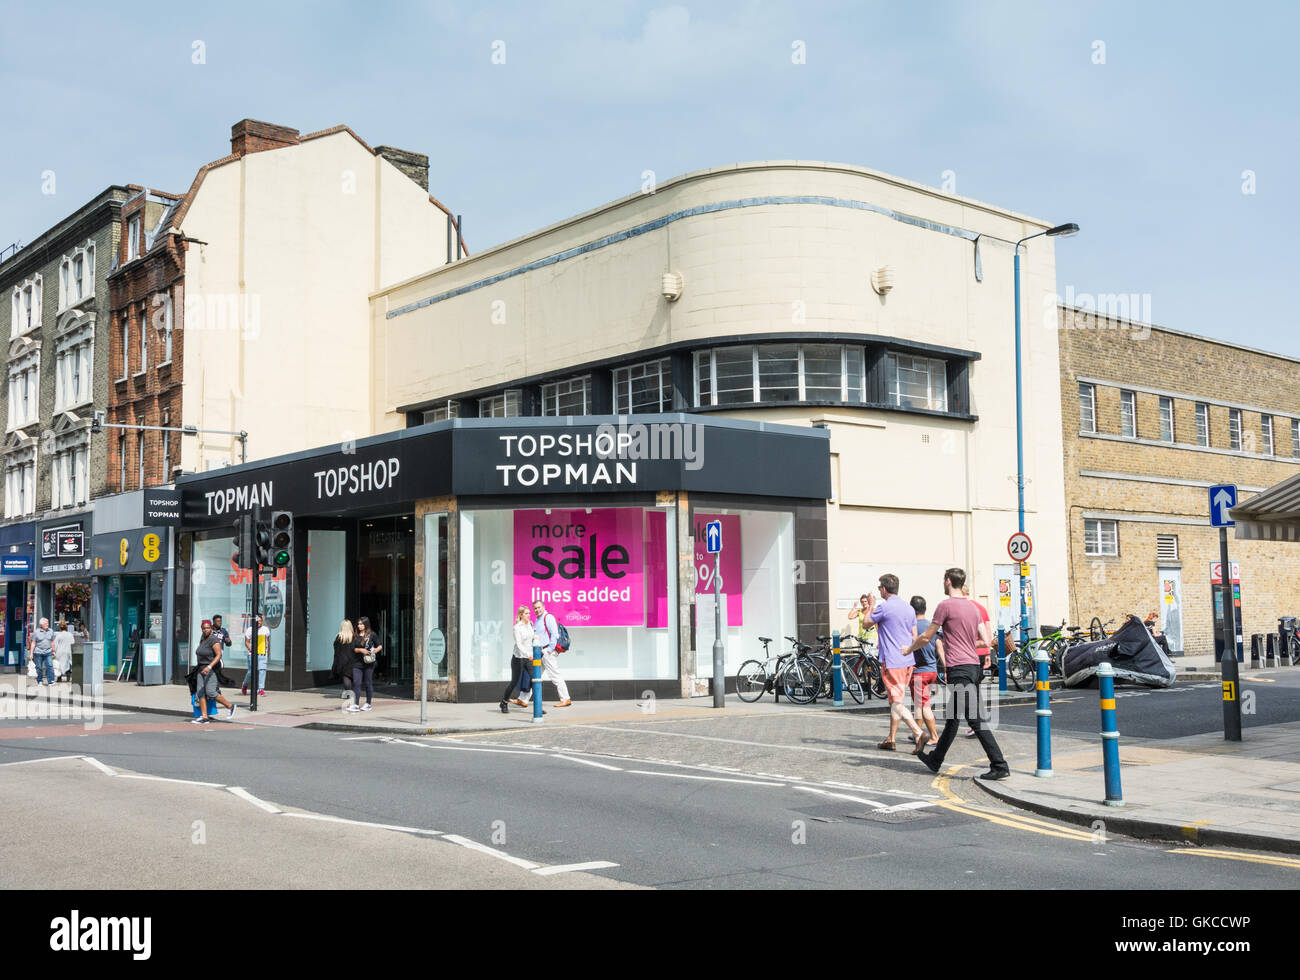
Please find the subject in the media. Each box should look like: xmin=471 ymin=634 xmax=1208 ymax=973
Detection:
xmin=347 ymin=616 xmax=382 ymax=712
xmin=500 ymin=605 xmax=535 ymax=714
xmin=333 ymin=620 xmax=356 ymax=703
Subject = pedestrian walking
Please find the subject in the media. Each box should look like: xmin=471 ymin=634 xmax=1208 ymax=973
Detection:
xmin=863 ymin=575 xmax=927 ymax=752
xmin=500 ymin=605 xmax=535 ymax=714
xmin=333 ymin=620 xmax=356 ymax=701
xmin=906 ymin=596 xmax=942 ymax=747
xmin=28 ymin=618 xmax=55 ymax=687
xmin=52 ymin=621 xmax=74 ymax=682
xmin=905 ymin=567 xmax=1010 ymax=780
xmin=193 ymin=620 xmax=236 ymax=724
xmin=528 ymin=599 xmax=571 ymax=708
xmin=347 ymin=616 xmax=381 ymax=712
xmin=960 ymin=584 xmax=992 ymax=737
xmin=211 ymin=614 xmax=232 ymax=651
xmin=242 ymin=614 xmax=269 ymax=696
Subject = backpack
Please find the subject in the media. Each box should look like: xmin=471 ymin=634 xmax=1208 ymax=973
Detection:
xmin=554 ymin=621 xmax=571 ymax=653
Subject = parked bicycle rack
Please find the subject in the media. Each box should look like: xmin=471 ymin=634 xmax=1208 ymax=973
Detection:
xmin=1251 ymin=634 xmax=1264 ymax=669
xmin=1266 ymin=634 xmax=1278 ymax=668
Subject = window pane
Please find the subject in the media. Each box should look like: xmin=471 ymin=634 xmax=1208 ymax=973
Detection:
xmin=1159 ymin=397 xmax=1173 ymax=442
xmin=1121 ymin=391 xmax=1136 ymax=438
xmin=1196 ymin=404 xmax=1209 ymax=446
xmin=1079 ymin=384 xmax=1096 ymax=433
xmin=845 ymin=348 xmax=864 ymax=404
xmin=889 ymin=353 xmax=947 ymax=411
xmin=629 ymin=359 xmax=669 ymax=413
xmin=1229 ymin=410 xmax=1241 ymax=450
xmin=1293 ymin=420 xmax=1300 ymax=459
xmin=541 ymin=377 xmax=589 ymax=417
xmin=802 ymin=344 xmax=843 ymax=402
xmin=757 ymin=344 xmax=799 ymax=403
xmin=694 ymin=351 xmax=712 ymax=406
xmin=713 ymin=347 xmax=755 ymax=404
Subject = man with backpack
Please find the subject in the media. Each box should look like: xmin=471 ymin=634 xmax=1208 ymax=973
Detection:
xmin=531 ymin=599 xmax=572 ymax=708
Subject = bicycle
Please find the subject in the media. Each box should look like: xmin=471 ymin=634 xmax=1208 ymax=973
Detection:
xmin=735 ymin=636 xmax=823 ymax=705
xmin=837 ymin=635 xmax=887 ymax=701
xmin=1089 ymin=616 xmax=1117 ymax=641
xmin=806 ymin=635 xmax=872 ymax=704
xmin=1008 ymin=621 xmax=1086 ymax=689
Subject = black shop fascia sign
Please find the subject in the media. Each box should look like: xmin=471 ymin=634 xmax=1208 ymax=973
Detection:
xmin=177 ymin=417 xmax=830 ymax=524
xmin=36 ymin=513 xmax=93 ymax=579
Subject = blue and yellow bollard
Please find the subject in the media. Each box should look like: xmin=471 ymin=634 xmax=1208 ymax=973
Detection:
xmin=1034 ymin=649 xmax=1053 ymax=778
xmin=832 ymin=630 xmax=843 ymax=707
xmin=1097 ymin=661 xmax=1124 ymax=806
xmin=997 ymin=628 xmax=1008 ymax=693
xmin=532 ymin=643 xmax=543 ymax=724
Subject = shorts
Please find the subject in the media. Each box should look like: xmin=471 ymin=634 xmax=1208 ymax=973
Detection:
xmin=911 ymin=670 xmax=939 ymax=710
xmin=196 ymin=669 xmax=219 ymax=700
xmin=882 ymin=666 xmax=913 ymax=705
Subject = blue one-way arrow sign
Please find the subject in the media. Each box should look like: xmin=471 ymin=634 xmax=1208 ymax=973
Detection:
xmin=1209 ymin=484 xmax=1237 ymax=528
xmin=705 ymin=520 xmax=722 ymax=553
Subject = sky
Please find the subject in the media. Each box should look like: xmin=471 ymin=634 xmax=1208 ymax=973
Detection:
xmin=2 ymin=0 xmax=1295 ymax=355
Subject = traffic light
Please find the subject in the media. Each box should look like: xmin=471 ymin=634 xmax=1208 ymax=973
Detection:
xmin=254 ymin=519 xmax=272 ymax=568
xmin=231 ymin=515 xmax=254 ymax=570
xmin=270 ymin=511 xmax=293 ymax=568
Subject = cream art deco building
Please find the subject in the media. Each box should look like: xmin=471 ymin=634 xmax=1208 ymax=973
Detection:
xmin=358 ymin=161 xmax=1071 ymax=697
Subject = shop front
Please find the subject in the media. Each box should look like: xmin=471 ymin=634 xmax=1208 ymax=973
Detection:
xmin=175 ymin=416 xmax=830 ymax=701
xmin=0 ymin=521 xmax=36 ymax=671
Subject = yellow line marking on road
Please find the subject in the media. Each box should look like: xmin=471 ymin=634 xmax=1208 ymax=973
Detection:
xmin=932 ymin=766 xmax=1096 ymax=841
xmin=1168 ymin=848 xmax=1300 ymax=870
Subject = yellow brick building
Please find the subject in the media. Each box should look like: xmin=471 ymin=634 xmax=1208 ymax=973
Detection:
xmin=1058 ymin=306 xmax=1300 ymax=657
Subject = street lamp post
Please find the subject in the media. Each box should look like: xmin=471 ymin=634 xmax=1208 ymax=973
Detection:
xmin=1013 ymin=223 xmax=1079 ymax=653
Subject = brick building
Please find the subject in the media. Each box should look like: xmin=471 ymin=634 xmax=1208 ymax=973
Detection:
xmin=1058 ymin=305 xmax=1300 ymax=657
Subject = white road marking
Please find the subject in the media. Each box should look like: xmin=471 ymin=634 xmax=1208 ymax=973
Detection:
xmin=114 ymin=773 xmax=226 ymax=788
xmin=283 ymin=812 xmax=443 ymax=836
xmin=442 ymin=834 xmax=540 ymax=869
xmin=625 ymin=770 xmax=785 ymax=787
xmin=877 ymin=800 xmax=938 ymax=814
xmin=794 ymin=785 xmax=887 ymax=808
xmin=532 ymin=861 xmax=620 ymax=876
xmin=550 ymin=754 xmax=622 ymax=771
xmin=228 ymin=786 xmax=281 ymax=813
xmin=0 ymin=755 xmax=87 ymax=768
xmin=81 ymin=756 xmax=117 ymax=775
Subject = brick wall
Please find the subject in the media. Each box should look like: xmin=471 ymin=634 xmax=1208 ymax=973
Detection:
xmin=1059 ymin=308 xmax=1300 ymax=656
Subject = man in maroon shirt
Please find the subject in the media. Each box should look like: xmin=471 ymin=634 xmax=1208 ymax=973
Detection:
xmin=902 ymin=567 xmax=1009 ymax=780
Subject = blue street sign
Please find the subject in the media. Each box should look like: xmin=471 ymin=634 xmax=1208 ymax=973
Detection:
xmin=705 ymin=520 xmax=722 ymax=554
xmin=1209 ymin=484 xmax=1237 ymax=528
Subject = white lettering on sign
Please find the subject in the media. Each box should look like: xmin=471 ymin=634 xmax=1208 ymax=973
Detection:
xmin=204 ymin=481 xmax=273 ymax=516
xmin=496 ymin=461 xmax=637 ymax=488
xmin=313 ymin=458 xmax=401 ymax=500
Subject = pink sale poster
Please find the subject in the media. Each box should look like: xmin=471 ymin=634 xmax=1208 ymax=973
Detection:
xmin=694 ymin=513 xmax=743 ymax=626
xmin=514 ymin=509 xmax=645 ymax=626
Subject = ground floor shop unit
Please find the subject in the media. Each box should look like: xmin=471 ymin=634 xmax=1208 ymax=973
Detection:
xmin=175 ymin=416 xmax=832 ymax=701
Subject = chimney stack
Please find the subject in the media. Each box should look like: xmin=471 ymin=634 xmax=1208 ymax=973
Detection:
xmin=231 ymin=119 xmax=300 ymax=157
xmin=375 ymin=146 xmax=430 ymax=192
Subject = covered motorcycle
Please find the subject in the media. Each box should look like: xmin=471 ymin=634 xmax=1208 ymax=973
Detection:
xmin=1061 ymin=615 xmax=1177 ymax=688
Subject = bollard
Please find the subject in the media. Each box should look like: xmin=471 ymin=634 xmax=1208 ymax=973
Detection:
xmin=1097 ymin=661 xmax=1124 ymax=806
xmin=1266 ymin=634 xmax=1277 ymax=668
xmin=997 ymin=629 xmax=1008 ymax=693
xmin=532 ymin=644 xmax=543 ymax=724
xmin=831 ymin=630 xmax=843 ymax=707
xmin=1034 ymin=649 xmax=1053 ymax=778
xmin=1250 ymin=634 xmax=1263 ymax=670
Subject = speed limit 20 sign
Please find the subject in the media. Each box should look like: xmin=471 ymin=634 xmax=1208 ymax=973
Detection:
xmin=1007 ymin=532 xmax=1032 ymax=562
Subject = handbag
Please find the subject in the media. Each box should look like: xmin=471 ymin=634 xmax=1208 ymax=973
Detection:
xmin=362 ymin=636 xmax=376 ymax=665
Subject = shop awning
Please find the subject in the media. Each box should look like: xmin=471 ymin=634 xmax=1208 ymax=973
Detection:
xmin=1230 ymin=472 xmax=1300 ymax=542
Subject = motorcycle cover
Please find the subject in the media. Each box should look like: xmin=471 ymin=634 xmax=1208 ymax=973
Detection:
xmin=1061 ymin=615 xmax=1177 ymax=688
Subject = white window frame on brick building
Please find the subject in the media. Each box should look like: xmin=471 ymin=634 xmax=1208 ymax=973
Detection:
xmin=478 ymin=390 xmax=521 ymax=418
xmin=613 ymin=358 xmax=672 ymax=414
xmin=118 ymin=313 xmax=130 ymax=382
xmin=1195 ymin=402 xmax=1210 ymax=447
xmin=422 ymin=400 xmax=460 ymax=424
xmin=127 ymin=216 xmax=141 ymax=262
xmin=162 ymin=428 xmax=171 ymax=482
xmin=1120 ymin=390 xmax=1137 ymax=438
xmin=6 ymin=351 xmax=40 ymax=432
xmin=137 ymin=432 xmax=146 ymax=489
xmin=58 ymin=242 xmax=95 ymax=312
xmin=1078 ymin=383 xmax=1096 ymax=434
xmin=1293 ymin=419 xmax=1300 ymax=460
xmin=53 ymin=312 xmax=95 ymax=414
xmin=153 ymin=291 xmax=173 ymax=364
xmin=1262 ymin=415 xmax=1274 ymax=456
xmin=49 ymin=424 xmax=89 ymax=510
xmin=1158 ymin=396 xmax=1174 ymax=443
xmin=540 ymin=376 xmax=591 ymax=417
xmin=1229 ymin=408 xmax=1242 ymax=451
xmin=1084 ymin=518 xmax=1118 ymax=557
xmin=136 ymin=302 xmax=148 ymax=375
xmin=2 ymin=442 xmax=36 ymax=518
xmin=10 ymin=276 xmax=42 ymax=339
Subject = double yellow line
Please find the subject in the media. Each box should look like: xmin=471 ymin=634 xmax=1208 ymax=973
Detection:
xmin=932 ymin=766 xmax=1100 ymax=842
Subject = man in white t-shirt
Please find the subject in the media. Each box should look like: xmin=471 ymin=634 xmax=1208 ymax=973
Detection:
xmin=242 ymin=614 xmax=270 ymax=696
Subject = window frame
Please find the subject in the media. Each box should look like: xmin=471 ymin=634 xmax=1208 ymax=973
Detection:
xmin=127 ymin=216 xmax=141 ymax=262
xmin=1084 ymin=518 xmax=1119 ymax=557
xmin=539 ymin=375 xmax=591 ymax=417
xmin=613 ymin=358 xmax=672 ymax=414
xmin=1079 ymin=383 xmax=1097 ymax=434
xmin=1262 ymin=415 xmax=1274 ymax=456
xmin=1195 ymin=403 xmax=1210 ymax=447
xmin=1120 ymin=390 xmax=1137 ymax=439
xmin=1229 ymin=408 xmax=1242 ymax=451
xmin=692 ymin=343 xmax=876 ymax=409
xmin=1158 ymin=396 xmax=1174 ymax=443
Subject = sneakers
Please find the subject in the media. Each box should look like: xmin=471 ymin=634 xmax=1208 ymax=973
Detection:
xmin=345 ymin=704 xmax=360 ymax=712
xmin=500 ymin=701 xmax=509 ymax=714
xmin=227 ymin=705 xmax=237 ymax=720
xmin=361 ymin=703 xmax=373 ymax=711
xmin=258 ymin=689 xmax=266 ymax=697
xmin=981 ymin=767 xmax=1011 ymax=781
xmin=242 ymin=685 xmax=248 ymax=695
xmin=190 ymin=718 xmax=209 ymax=725
xmin=965 ymin=728 xmax=977 ymax=738
xmin=510 ymin=698 xmax=527 ymax=707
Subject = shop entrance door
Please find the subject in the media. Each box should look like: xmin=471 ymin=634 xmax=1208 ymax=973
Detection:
xmin=357 ymin=515 xmax=414 ymax=695
xmin=121 ymin=576 xmax=147 ymax=672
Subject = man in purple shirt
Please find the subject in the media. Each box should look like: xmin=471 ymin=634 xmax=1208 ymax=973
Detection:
xmin=866 ymin=573 xmax=928 ymax=753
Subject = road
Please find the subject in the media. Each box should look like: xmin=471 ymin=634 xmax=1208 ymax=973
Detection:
xmin=2 ymin=682 xmax=1299 ymax=888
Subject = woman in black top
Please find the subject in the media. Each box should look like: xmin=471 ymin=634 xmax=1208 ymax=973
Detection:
xmin=348 ymin=617 xmax=382 ymax=712
xmin=333 ymin=620 xmax=355 ymax=702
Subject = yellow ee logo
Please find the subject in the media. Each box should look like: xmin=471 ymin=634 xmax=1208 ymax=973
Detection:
xmin=142 ymin=533 xmax=161 ymax=563
xmin=1222 ymin=681 xmax=1236 ymax=702
xmin=119 ymin=538 xmax=129 ymax=567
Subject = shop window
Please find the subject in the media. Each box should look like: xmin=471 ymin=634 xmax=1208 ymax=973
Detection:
xmin=305 ymin=530 xmax=347 ymax=672
xmin=422 ymin=513 xmax=450 ymax=680
xmin=188 ymin=532 xmax=288 ymax=674
xmin=1084 ymin=519 xmax=1118 ymax=557
xmin=540 ymin=376 xmax=590 ymax=416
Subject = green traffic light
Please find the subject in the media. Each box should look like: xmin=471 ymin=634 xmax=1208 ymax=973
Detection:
xmin=274 ymin=550 xmax=290 ymax=567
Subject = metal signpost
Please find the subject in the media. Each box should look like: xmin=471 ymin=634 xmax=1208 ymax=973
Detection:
xmin=706 ymin=520 xmax=724 ymax=708
xmin=1007 ymin=532 xmax=1032 ymax=653
xmin=249 ymin=505 xmax=261 ymax=713
xmin=1209 ymin=484 xmax=1241 ymax=742
xmin=420 ymin=629 xmax=446 ymax=726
